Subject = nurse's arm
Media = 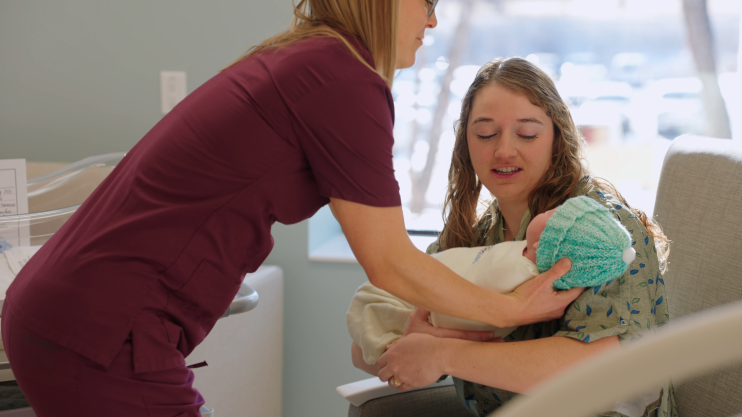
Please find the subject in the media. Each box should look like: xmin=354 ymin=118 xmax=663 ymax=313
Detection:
xmin=329 ymin=198 xmax=582 ymax=328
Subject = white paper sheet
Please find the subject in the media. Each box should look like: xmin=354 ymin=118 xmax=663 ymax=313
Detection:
xmin=0 ymin=159 xmax=30 ymax=252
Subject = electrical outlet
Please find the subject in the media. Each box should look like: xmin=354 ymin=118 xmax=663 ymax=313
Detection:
xmin=160 ymin=71 xmax=187 ymax=114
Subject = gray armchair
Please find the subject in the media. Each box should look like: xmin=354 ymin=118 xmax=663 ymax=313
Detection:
xmin=340 ymin=135 xmax=742 ymax=417
xmin=652 ymin=135 xmax=742 ymax=416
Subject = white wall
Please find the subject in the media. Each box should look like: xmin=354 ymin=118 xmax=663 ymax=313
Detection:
xmin=0 ymin=2 xmax=374 ymax=415
xmin=0 ymin=1 xmax=287 ymax=161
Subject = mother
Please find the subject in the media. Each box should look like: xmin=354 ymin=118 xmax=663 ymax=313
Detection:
xmin=1 ymin=2 xmax=581 ymax=416
xmin=366 ymin=57 xmax=675 ymax=417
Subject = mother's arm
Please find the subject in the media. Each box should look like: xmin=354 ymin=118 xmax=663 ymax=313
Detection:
xmin=377 ymin=333 xmax=620 ymax=392
xmin=330 ymin=198 xmax=582 ymax=328
xmin=445 ymin=335 xmax=620 ymax=393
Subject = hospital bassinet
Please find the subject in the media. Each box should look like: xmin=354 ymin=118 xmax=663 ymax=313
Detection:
xmin=0 ymin=153 xmax=260 ymax=416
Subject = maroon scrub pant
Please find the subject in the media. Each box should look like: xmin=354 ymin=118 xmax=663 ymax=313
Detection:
xmin=1 ymin=304 xmax=204 ymax=417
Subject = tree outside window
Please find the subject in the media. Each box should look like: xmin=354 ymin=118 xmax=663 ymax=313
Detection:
xmin=394 ymin=0 xmax=741 ymax=233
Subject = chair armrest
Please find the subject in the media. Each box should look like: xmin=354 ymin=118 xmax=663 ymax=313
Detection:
xmin=491 ymin=300 xmax=742 ymax=417
xmin=337 ymin=375 xmax=454 ymax=408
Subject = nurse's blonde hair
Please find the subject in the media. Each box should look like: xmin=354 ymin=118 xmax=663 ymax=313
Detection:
xmin=228 ymin=0 xmax=399 ymax=87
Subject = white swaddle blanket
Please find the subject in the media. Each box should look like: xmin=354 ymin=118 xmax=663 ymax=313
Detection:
xmin=347 ymin=241 xmax=538 ymax=364
xmin=428 ymin=241 xmax=538 ymax=336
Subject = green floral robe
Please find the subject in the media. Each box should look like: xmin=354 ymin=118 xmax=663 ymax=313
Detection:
xmin=426 ymin=183 xmax=677 ymax=417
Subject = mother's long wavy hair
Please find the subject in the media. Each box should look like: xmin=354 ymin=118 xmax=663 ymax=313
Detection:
xmin=441 ymin=57 xmax=669 ymax=271
xmin=226 ymin=0 xmax=399 ymax=87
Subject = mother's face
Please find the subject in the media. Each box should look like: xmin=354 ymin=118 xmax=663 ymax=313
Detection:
xmin=466 ymin=82 xmax=554 ymax=208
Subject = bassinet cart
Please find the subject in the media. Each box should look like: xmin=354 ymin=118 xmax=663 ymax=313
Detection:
xmin=0 ymin=153 xmax=260 ymax=416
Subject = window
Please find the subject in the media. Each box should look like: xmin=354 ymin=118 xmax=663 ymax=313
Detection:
xmin=393 ymin=0 xmax=741 ymax=232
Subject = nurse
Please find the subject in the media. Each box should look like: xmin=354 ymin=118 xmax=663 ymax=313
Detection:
xmin=1 ymin=0 xmax=581 ymax=415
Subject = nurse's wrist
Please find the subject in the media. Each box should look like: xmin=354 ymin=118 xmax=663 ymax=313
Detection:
xmin=483 ymin=290 xmax=517 ymax=328
xmin=438 ymin=337 xmax=462 ymax=377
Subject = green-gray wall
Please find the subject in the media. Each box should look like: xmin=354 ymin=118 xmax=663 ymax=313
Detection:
xmin=1 ymin=1 xmax=373 ymax=415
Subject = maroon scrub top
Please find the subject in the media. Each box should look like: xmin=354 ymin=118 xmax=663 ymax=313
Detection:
xmin=6 ymin=34 xmax=400 ymax=373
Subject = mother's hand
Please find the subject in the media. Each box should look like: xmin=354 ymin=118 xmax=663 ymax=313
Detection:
xmin=377 ymin=333 xmax=446 ymax=391
xmin=506 ymin=258 xmax=584 ymax=326
xmin=403 ymin=308 xmax=498 ymax=342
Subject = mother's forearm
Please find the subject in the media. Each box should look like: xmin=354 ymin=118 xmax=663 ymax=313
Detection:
xmin=441 ymin=335 xmax=620 ymax=393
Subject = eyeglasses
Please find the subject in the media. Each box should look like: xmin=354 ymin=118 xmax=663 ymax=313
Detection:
xmin=426 ymin=0 xmax=439 ymax=17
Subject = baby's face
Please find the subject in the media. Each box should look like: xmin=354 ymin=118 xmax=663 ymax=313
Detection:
xmin=524 ymin=208 xmax=557 ymax=263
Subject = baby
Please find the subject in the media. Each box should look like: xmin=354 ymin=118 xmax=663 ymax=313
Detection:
xmin=347 ymin=196 xmax=636 ymax=364
xmin=426 ymin=206 xmax=556 ymax=336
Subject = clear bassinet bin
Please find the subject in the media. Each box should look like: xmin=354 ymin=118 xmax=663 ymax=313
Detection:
xmin=0 ymin=153 xmax=257 ymax=416
xmin=3 ymin=152 xmax=125 ymax=248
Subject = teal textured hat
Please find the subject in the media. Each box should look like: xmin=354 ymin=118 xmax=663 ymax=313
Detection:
xmin=536 ymin=196 xmax=635 ymax=290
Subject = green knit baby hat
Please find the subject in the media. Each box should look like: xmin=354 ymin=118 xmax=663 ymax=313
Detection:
xmin=536 ymin=196 xmax=635 ymax=290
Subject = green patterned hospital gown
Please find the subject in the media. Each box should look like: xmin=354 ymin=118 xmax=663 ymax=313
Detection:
xmin=426 ymin=183 xmax=677 ymax=417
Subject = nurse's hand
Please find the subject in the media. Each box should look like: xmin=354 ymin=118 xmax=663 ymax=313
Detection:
xmin=507 ymin=258 xmax=584 ymax=326
xmin=377 ymin=333 xmax=445 ymax=391
xmin=403 ymin=308 xmax=499 ymax=342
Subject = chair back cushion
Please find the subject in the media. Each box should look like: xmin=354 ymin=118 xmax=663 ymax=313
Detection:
xmin=653 ymin=135 xmax=742 ymax=417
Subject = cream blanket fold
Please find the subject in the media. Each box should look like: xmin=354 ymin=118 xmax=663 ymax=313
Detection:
xmin=347 ymin=241 xmax=538 ymax=365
